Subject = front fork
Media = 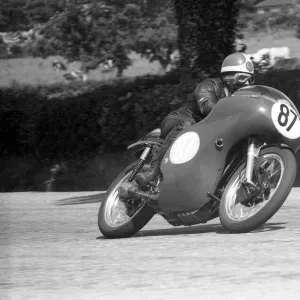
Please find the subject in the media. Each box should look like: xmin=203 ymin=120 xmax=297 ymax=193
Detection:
xmin=242 ymin=137 xmax=265 ymax=193
xmin=245 ymin=138 xmax=260 ymax=186
xmin=128 ymin=145 xmax=152 ymax=182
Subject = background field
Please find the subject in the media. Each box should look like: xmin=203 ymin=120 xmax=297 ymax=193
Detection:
xmin=0 ymin=52 xmax=162 ymax=87
xmin=1 ymin=30 xmax=299 ymax=87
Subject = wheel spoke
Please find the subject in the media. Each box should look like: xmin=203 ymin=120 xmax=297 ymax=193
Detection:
xmin=224 ymin=154 xmax=284 ymax=221
xmin=104 ymin=171 xmax=145 ymax=227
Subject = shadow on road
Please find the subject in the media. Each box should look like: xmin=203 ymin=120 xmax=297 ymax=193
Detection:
xmin=136 ymin=224 xmax=223 ymax=237
xmin=97 ymin=222 xmax=287 ymax=239
xmin=246 ymin=222 xmax=287 ymax=233
xmin=55 ymin=193 xmax=106 ymax=206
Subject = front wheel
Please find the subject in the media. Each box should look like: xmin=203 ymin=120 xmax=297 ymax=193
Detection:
xmin=98 ymin=162 xmax=155 ymax=239
xmin=219 ymin=147 xmax=296 ymax=233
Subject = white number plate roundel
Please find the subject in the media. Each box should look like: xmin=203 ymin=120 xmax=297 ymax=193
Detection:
xmin=271 ymin=101 xmax=300 ymax=139
xmin=169 ymin=131 xmax=200 ymax=164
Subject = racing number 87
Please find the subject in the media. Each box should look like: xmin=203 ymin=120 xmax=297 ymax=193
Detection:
xmin=278 ymin=103 xmax=298 ymax=132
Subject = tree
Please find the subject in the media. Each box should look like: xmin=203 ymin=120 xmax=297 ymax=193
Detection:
xmin=240 ymin=0 xmax=264 ymax=11
xmin=1 ymin=0 xmax=178 ymax=75
xmin=37 ymin=1 xmax=140 ymax=76
xmin=173 ymin=0 xmax=240 ymax=95
xmin=134 ymin=5 xmax=178 ymax=72
xmin=237 ymin=0 xmax=266 ymax=30
xmin=25 ymin=0 xmax=65 ymax=25
xmin=25 ymin=0 xmax=177 ymax=75
xmin=0 ymin=0 xmax=29 ymax=31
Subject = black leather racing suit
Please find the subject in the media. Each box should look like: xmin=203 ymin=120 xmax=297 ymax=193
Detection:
xmin=152 ymin=78 xmax=228 ymax=168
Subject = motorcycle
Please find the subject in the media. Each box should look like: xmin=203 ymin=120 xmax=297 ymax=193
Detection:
xmin=98 ymin=85 xmax=300 ymax=239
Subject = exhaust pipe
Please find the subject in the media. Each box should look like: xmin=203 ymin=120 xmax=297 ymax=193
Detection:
xmin=118 ymin=182 xmax=159 ymax=202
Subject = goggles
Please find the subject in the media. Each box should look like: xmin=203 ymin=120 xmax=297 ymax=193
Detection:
xmin=234 ymin=73 xmax=255 ymax=85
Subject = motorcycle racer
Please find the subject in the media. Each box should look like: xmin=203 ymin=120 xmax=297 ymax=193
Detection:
xmin=135 ymin=52 xmax=255 ymax=186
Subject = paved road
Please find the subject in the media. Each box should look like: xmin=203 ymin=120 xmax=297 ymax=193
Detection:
xmin=1 ymin=189 xmax=300 ymax=300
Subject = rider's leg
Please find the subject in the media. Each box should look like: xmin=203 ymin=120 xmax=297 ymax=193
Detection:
xmin=135 ymin=119 xmax=193 ymax=186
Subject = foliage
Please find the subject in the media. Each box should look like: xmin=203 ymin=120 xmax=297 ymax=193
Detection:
xmin=0 ymin=44 xmax=7 ymax=58
xmin=173 ymin=0 xmax=240 ymax=96
xmin=2 ymin=69 xmax=300 ymax=191
xmin=134 ymin=6 xmax=178 ymax=71
xmin=9 ymin=44 xmax=23 ymax=56
xmin=3 ymin=68 xmax=300 ymax=162
xmin=32 ymin=1 xmax=146 ymax=76
xmin=294 ymin=3 xmax=300 ymax=39
xmin=239 ymin=0 xmax=264 ymax=12
xmin=37 ymin=0 xmax=178 ymax=75
xmin=0 ymin=70 xmax=181 ymax=162
xmin=1 ymin=0 xmax=299 ymax=76
xmin=269 ymin=12 xmax=300 ymax=29
xmin=0 ymin=0 xmax=29 ymax=31
xmin=25 ymin=0 xmax=66 ymax=25
xmin=241 ymin=2 xmax=300 ymax=33
xmin=0 ymin=0 xmax=178 ymax=75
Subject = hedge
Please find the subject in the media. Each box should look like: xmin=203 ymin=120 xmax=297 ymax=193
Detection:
xmin=0 ymin=70 xmax=182 ymax=160
xmin=1 ymin=69 xmax=300 ymax=192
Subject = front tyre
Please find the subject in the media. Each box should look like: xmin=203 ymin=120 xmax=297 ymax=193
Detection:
xmin=219 ymin=147 xmax=296 ymax=233
xmin=98 ymin=162 xmax=155 ymax=239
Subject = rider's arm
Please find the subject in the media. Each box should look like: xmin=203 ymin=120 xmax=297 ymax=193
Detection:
xmin=194 ymin=80 xmax=218 ymax=117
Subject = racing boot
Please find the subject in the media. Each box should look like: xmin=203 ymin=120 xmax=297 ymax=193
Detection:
xmin=135 ymin=122 xmax=187 ymax=186
xmin=135 ymin=119 xmax=194 ymax=186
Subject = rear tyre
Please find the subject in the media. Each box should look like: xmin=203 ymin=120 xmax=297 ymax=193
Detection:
xmin=98 ymin=162 xmax=155 ymax=239
xmin=219 ymin=147 xmax=296 ymax=233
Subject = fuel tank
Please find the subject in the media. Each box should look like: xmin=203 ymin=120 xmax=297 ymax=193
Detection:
xmin=157 ymin=85 xmax=300 ymax=213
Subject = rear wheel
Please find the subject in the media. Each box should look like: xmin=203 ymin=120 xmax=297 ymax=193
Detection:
xmin=219 ymin=147 xmax=296 ymax=233
xmin=98 ymin=162 xmax=155 ymax=239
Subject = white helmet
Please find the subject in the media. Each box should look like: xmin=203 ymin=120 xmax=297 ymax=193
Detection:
xmin=221 ymin=53 xmax=254 ymax=74
xmin=221 ymin=53 xmax=255 ymax=88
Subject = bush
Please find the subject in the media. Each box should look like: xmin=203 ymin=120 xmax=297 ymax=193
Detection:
xmin=0 ymin=70 xmax=181 ymax=161
xmin=0 ymin=44 xmax=8 ymax=58
xmin=0 ymin=70 xmax=182 ymax=191
xmin=2 ymin=69 xmax=300 ymax=192
xmin=245 ymin=8 xmax=300 ymax=33
xmin=9 ymin=44 xmax=24 ymax=57
xmin=251 ymin=13 xmax=268 ymax=32
xmin=237 ymin=12 xmax=255 ymax=30
xmin=269 ymin=13 xmax=300 ymax=28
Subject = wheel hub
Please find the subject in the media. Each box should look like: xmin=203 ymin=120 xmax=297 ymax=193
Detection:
xmin=238 ymin=162 xmax=274 ymax=207
xmin=222 ymin=152 xmax=285 ymax=223
xmin=238 ymin=181 xmax=264 ymax=207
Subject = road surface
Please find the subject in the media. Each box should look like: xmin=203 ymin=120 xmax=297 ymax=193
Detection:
xmin=1 ymin=189 xmax=300 ymax=300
